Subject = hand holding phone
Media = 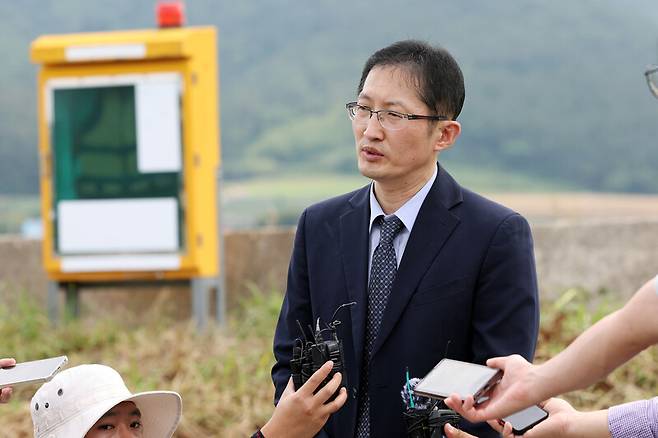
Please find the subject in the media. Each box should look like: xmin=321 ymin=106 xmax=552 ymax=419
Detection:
xmin=0 ymin=358 xmax=16 ymax=403
xmin=413 ymin=358 xmax=503 ymax=402
xmin=0 ymin=356 xmax=68 ymax=389
xmin=500 ymin=405 xmax=549 ymax=435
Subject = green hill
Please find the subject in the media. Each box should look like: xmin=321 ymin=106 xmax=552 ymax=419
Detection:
xmin=2 ymin=0 xmax=658 ymax=193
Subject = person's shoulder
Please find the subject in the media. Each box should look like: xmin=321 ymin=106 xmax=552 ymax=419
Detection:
xmin=459 ymin=187 xmax=528 ymax=227
xmin=304 ymin=184 xmax=369 ymax=218
xmin=462 ymin=188 xmax=515 ymax=215
xmin=438 ymin=165 xmax=521 ymax=223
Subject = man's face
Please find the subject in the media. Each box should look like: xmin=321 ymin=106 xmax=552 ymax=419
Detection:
xmin=85 ymin=401 xmax=144 ymax=438
xmin=353 ymin=65 xmax=447 ymax=188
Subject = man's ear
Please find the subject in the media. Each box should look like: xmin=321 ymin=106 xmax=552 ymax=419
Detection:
xmin=434 ymin=121 xmax=461 ymax=152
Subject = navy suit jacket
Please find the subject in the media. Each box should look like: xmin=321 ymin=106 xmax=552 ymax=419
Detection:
xmin=272 ymin=164 xmax=539 ymax=437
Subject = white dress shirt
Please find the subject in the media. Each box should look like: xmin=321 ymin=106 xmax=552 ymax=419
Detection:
xmin=368 ymin=165 xmax=438 ymax=276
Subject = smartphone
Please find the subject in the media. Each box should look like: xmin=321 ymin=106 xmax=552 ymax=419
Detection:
xmin=0 ymin=356 xmax=68 ymax=388
xmin=412 ymin=358 xmax=502 ymax=402
xmin=501 ymin=405 xmax=549 ymax=435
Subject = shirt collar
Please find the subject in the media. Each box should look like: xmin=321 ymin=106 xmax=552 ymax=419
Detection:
xmin=368 ymin=165 xmax=438 ymax=233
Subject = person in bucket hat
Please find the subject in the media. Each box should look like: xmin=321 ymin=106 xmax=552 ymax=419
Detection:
xmin=31 ymin=364 xmax=181 ymax=438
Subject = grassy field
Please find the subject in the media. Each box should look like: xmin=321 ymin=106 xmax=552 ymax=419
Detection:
xmin=0 ymin=195 xmax=40 ymax=235
xmin=0 ymin=166 xmax=574 ymax=233
xmin=1 ymin=286 xmax=657 ymax=437
xmin=4 ymin=166 xmax=658 ymax=233
xmin=221 ymin=166 xmax=577 ymax=228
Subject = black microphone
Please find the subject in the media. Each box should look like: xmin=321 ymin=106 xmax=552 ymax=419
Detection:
xmin=401 ymin=377 xmax=434 ymax=411
xmin=401 ymin=373 xmax=461 ymax=438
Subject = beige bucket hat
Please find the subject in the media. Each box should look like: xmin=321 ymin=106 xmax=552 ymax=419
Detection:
xmin=31 ymin=364 xmax=182 ymax=438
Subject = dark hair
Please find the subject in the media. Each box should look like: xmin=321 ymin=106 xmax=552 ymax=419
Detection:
xmin=357 ymin=40 xmax=465 ymax=120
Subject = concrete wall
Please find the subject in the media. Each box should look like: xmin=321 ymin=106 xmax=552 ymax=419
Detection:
xmin=532 ymin=218 xmax=658 ymax=299
xmin=0 ymin=228 xmax=296 ymax=319
xmin=1 ymin=219 xmax=657 ymax=319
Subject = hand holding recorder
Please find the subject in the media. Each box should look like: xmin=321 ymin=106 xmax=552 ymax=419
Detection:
xmin=0 ymin=357 xmax=16 ymax=403
xmin=446 ymin=397 xmax=604 ymax=438
xmin=444 ymin=355 xmax=543 ymax=424
xmin=419 ymin=359 xmax=547 ymax=435
xmin=0 ymin=355 xmax=68 ymax=406
xmin=259 ymin=360 xmax=347 ymax=438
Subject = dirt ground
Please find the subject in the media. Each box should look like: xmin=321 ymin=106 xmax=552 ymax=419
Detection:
xmin=486 ymin=192 xmax=658 ymax=223
xmin=2 ymin=192 xmax=657 ymax=321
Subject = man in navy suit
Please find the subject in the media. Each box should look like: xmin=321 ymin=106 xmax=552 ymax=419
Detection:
xmin=272 ymin=40 xmax=539 ymax=438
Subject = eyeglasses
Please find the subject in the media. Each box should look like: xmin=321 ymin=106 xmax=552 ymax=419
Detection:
xmin=345 ymin=101 xmax=449 ymax=131
xmin=645 ymin=65 xmax=658 ymax=99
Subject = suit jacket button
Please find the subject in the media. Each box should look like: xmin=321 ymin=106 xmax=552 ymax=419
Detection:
xmin=352 ymin=387 xmax=358 ymax=399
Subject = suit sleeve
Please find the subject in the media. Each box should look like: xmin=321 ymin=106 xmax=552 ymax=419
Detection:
xmin=471 ymin=213 xmax=540 ymax=363
xmin=271 ymin=211 xmax=333 ymax=438
xmin=272 ymin=209 xmax=313 ymax=403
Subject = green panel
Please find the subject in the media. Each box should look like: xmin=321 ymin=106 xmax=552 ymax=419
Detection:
xmin=51 ymin=85 xmax=184 ymax=250
xmin=52 ymin=86 xmax=182 ymax=201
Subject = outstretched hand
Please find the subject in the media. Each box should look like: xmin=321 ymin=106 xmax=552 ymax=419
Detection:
xmin=444 ymin=355 xmax=543 ymax=422
xmin=260 ymin=361 xmax=347 ymax=438
xmin=513 ymin=398 xmax=576 ymax=437
xmin=443 ymin=421 xmax=512 ymax=438
xmin=0 ymin=358 xmax=17 ymax=403
xmin=443 ymin=423 xmax=478 ymax=437
xmin=487 ymin=398 xmax=579 ymax=438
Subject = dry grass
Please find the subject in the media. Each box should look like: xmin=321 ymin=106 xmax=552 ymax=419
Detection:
xmin=0 ymin=289 xmax=281 ymax=438
xmin=536 ymin=288 xmax=658 ymax=410
xmin=1 ymin=286 xmax=656 ymax=437
xmin=488 ymin=192 xmax=658 ymax=221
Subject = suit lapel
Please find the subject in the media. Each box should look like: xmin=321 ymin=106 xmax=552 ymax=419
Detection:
xmin=339 ymin=185 xmax=371 ymax=374
xmin=371 ymin=164 xmax=462 ymax=357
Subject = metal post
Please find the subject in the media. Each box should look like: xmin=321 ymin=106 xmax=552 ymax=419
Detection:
xmin=215 ymin=276 xmax=225 ymax=327
xmin=47 ymin=281 xmax=60 ymax=324
xmin=215 ymin=165 xmax=226 ymax=326
xmin=64 ymin=282 xmax=80 ymax=320
xmin=191 ymin=277 xmax=209 ymax=331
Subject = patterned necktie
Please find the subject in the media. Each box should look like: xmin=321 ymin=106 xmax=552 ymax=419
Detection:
xmin=355 ymin=215 xmax=404 ymax=438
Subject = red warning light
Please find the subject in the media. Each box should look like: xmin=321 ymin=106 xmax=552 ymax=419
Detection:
xmin=157 ymin=1 xmax=185 ymax=28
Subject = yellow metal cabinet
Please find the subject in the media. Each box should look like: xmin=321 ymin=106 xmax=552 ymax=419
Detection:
xmin=31 ymin=26 xmax=223 ymax=327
